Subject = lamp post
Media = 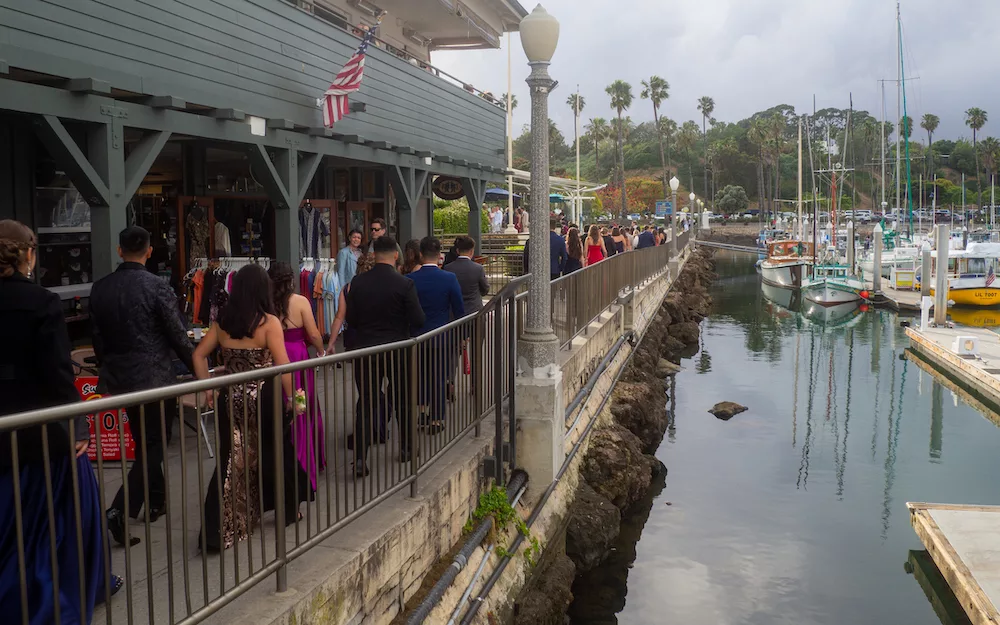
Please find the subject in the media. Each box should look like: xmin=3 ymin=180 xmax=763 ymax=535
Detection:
xmin=519 ymin=4 xmax=560 ymax=373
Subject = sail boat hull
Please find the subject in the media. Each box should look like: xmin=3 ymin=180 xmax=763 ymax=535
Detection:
xmin=760 ymin=261 xmax=810 ymax=289
xmin=801 ymin=277 xmax=865 ymax=306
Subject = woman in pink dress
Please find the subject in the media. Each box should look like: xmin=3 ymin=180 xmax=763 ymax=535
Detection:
xmin=269 ymin=262 xmax=327 ymax=488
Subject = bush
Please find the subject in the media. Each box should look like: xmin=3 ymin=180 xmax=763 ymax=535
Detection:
xmin=433 ymin=198 xmax=490 ymax=234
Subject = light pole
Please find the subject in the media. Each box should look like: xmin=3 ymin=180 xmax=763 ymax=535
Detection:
xmin=669 ymin=176 xmax=680 ymax=258
xmin=519 ymin=4 xmax=560 ymax=373
xmin=686 ymin=191 xmax=695 ymax=245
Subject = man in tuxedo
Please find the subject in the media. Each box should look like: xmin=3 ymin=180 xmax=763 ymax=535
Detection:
xmin=90 ymin=226 xmax=194 ymax=545
xmin=345 ymin=235 xmax=425 ymax=476
xmin=636 ymin=225 xmax=657 ymax=249
xmin=409 ymin=237 xmax=464 ymax=432
xmin=443 ymin=236 xmax=489 ymax=406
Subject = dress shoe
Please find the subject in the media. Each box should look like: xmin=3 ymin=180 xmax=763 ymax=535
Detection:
xmin=354 ymin=462 xmax=370 ymax=478
xmin=106 ymin=509 xmax=140 ymax=547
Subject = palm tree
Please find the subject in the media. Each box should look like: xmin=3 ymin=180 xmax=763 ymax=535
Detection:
xmin=966 ymin=107 xmax=988 ymax=208
xmin=641 ymin=75 xmax=671 ymax=197
xmin=768 ymin=113 xmax=786 ymax=212
xmin=659 ymin=117 xmax=678 ymax=172
xmin=921 ymin=113 xmax=940 ymax=180
xmin=606 ymin=80 xmax=634 ymax=215
xmin=585 ymin=118 xmax=608 ymax=178
xmin=979 ymin=137 xmax=1000 ymax=212
xmin=899 ymin=115 xmax=913 ymax=140
xmin=502 ymin=93 xmax=517 ymax=112
xmin=567 ymin=94 xmax=586 ymax=153
xmin=747 ymin=118 xmax=768 ymax=216
xmin=697 ymin=96 xmax=716 ymax=205
xmin=677 ymin=121 xmax=700 ymax=192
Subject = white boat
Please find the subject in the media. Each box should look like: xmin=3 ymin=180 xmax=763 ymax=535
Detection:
xmin=759 ymin=240 xmax=814 ymax=289
xmin=801 ymin=298 xmax=864 ymax=327
xmin=917 ymin=242 xmax=1000 ymax=307
xmin=801 ymin=264 xmax=868 ymax=306
xmin=858 ymin=243 xmax=923 ymax=279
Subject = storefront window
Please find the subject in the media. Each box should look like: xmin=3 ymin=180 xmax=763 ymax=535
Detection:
xmin=34 ymin=167 xmax=93 ymax=289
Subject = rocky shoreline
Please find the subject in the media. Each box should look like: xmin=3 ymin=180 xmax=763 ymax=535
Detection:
xmin=512 ymin=248 xmax=718 ymax=624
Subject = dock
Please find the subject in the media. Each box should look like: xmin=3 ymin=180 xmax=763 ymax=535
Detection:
xmin=908 ymin=503 xmax=1000 ymax=625
xmin=906 ymin=326 xmax=1000 ymax=408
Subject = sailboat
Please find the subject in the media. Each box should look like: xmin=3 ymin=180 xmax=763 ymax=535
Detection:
xmin=759 ymin=118 xmax=814 ymax=289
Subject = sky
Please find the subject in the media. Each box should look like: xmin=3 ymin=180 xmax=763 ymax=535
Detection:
xmin=434 ymin=0 xmax=1000 ymax=143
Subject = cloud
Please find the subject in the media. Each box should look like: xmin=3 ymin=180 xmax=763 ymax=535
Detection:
xmin=433 ymin=0 xmax=1000 ymax=142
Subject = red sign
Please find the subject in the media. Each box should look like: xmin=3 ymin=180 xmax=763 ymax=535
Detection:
xmin=74 ymin=377 xmax=136 ymax=462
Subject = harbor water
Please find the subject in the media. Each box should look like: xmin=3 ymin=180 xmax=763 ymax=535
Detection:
xmin=570 ymin=250 xmax=1000 ymax=625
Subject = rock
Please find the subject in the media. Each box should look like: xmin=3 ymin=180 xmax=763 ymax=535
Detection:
xmin=655 ymin=358 xmax=681 ymax=378
xmin=566 ymin=482 xmax=622 ymax=573
xmin=581 ymin=424 xmax=654 ymax=511
xmin=609 ymin=382 xmax=667 ymax=453
xmin=668 ymin=321 xmax=701 ymax=345
xmin=709 ymin=401 xmax=748 ymax=421
xmin=513 ymin=552 xmax=576 ymax=625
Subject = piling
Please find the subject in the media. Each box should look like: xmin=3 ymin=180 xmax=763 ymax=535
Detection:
xmin=872 ymin=222 xmax=883 ymax=293
xmin=921 ymin=249 xmax=932 ymax=297
xmin=934 ymin=224 xmax=949 ymax=325
xmin=846 ymin=220 xmax=855 ymax=273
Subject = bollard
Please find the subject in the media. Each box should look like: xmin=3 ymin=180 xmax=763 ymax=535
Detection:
xmin=846 ymin=220 xmax=855 ymax=274
xmin=872 ymin=222 xmax=883 ymax=293
xmin=921 ymin=249 xmax=932 ymax=297
xmin=934 ymin=224 xmax=949 ymax=325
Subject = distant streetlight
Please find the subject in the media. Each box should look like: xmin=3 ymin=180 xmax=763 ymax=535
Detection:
xmin=519 ymin=4 xmax=560 ymax=372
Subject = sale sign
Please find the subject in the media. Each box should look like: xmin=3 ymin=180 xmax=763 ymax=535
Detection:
xmin=74 ymin=377 xmax=136 ymax=461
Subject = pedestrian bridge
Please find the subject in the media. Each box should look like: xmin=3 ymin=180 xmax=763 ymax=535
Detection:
xmin=1 ymin=233 xmax=691 ymax=625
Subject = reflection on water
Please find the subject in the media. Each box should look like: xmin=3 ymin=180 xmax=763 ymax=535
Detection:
xmin=570 ymin=251 xmax=1000 ymax=625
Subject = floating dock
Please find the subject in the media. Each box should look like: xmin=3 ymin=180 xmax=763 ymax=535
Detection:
xmin=906 ymin=326 xmax=1000 ymax=408
xmin=908 ymin=503 xmax=1000 ymax=625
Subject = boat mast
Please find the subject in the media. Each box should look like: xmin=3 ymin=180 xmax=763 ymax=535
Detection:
xmin=798 ymin=116 xmax=803 ymax=240
xmin=880 ymin=80 xmax=886 ymax=212
xmin=895 ymin=0 xmax=902 ymax=222
xmin=807 ymin=115 xmax=818 ymax=277
xmin=899 ymin=3 xmax=915 ymax=237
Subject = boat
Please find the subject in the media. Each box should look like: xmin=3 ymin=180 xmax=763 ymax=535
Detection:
xmin=801 ymin=262 xmax=869 ymax=306
xmin=759 ymin=240 xmax=815 ymax=289
xmin=801 ymin=298 xmax=865 ymax=327
xmin=919 ymin=242 xmax=1000 ymax=307
xmin=760 ymin=280 xmax=801 ymax=312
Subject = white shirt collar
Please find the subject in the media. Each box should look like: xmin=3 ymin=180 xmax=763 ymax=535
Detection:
xmin=421 ymin=263 xmax=439 ymax=268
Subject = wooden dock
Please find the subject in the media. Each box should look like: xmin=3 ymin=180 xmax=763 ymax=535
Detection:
xmin=906 ymin=326 xmax=1000 ymax=408
xmin=908 ymin=503 xmax=1000 ymax=625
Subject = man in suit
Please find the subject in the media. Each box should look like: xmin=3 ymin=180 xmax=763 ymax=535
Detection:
xmin=345 ymin=235 xmax=425 ymax=476
xmin=637 ymin=225 xmax=657 ymax=249
xmin=549 ymin=217 xmax=569 ymax=280
xmin=409 ymin=237 xmax=465 ymax=432
xmin=90 ymin=226 xmax=194 ymax=545
xmin=443 ymin=235 xmax=489 ymax=315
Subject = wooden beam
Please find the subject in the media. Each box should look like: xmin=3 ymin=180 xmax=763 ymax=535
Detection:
xmin=416 ymin=150 xmax=434 ymax=159
xmin=33 ymin=115 xmax=110 ymax=206
xmin=210 ymin=108 xmax=246 ymax=121
xmin=146 ymin=96 xmax=186 ymax=109
xmin=124 ymin=131 xmax=171 ymax=200
xmin=64 ymin=78 xmax=111 ymax=95
xmin=454 ymin=159 xmax=469 ymax=167
xmin=295 ymin=152 xmax=323 ymax=207
xmin=267 ymin=118 xmax=295 ymax=130
xmin=366 ymin=140 xmax=391 ymax=150
xmin=394 ymin=146 xmax=415 ymax=155
xmin=438 ymin=156 xmax=454 ymax=164
xmin=340 ymin=135 xmax=365 ymax=144
xmin=0 ymin=61 xmax=8 ymax=75
xmin=308 ymin=127 xmax=334 ymax=138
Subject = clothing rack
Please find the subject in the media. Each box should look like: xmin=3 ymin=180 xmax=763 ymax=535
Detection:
xmin=190 ymin=256 xmax=271 ymax=274
xmin=299 ymin=257 xmax=335 ymax=272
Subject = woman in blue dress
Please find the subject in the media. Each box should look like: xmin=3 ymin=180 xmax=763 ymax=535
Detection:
xmin=0 ymin=220 xmax=121 ymax=624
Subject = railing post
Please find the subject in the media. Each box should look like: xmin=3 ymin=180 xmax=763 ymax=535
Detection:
xmin=494 ymin=294 xmax=505 ymax=484
xmin=409 ymin=344 xmax=419 ymax=498
xmin=273 ymin=374 xmax=287 ymax=593
xmin=507 ymin=292 xmax=518 ymax=471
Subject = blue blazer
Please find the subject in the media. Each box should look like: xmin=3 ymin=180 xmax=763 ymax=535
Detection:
xmin=637 ymin=230 xmax=657 ymax=249
xmin=407 ymin=265 xmax=465 ymax=335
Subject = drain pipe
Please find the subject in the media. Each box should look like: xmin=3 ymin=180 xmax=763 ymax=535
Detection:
xmin=457 ymin=350 xmax=633 ymax=625
xmin=405 ymin=469 xmax=528 ymax=625
xmin=564 ymin=332 xmax=632 ymax=433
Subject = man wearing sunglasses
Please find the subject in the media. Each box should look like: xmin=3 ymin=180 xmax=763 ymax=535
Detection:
xmin=366 ymin=218 xmax=403 ymax=261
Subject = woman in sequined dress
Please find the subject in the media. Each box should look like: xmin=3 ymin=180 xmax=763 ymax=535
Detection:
xmin=192 ymin=265 xmax=313 ymax=552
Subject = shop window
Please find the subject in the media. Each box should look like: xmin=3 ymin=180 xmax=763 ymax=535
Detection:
xmin=34 ymin=160 xmax=93 ymax=290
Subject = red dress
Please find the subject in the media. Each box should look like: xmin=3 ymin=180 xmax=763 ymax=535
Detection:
xmin=586 ymin=242 xmax=605 ymax=265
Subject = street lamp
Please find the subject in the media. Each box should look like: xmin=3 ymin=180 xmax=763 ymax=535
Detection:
xmin=519 ymin=4 xmax=560 ymax=373
xmin=669 ymin=176 xmax=680 ymax=253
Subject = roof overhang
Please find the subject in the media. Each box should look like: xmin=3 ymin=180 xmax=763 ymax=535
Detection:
xmin=507 ymin=168 xmax=607 ymax=197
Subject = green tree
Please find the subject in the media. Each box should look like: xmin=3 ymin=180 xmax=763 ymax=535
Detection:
xmin=677 ymin=121 xmax=700 ymax=193
xmin=567 ymin=93 xmax=586 ymax=152
xmin=641 ymin=75 xmax=671 ymax=198
xmin=979 ymin=137 xmax=1000 ymax=193
xmin=966 ymin=107 xmax=988 ymax=207
xmin=584 ymin=118 xmax=608 ymax=179
xmin=697 ymin=96 xmax=716 ymax=205
xmin=899 ymin=115 xmax=913 ymax=140
xmin=921 ymin=114 xmax=939 ymax=178
xmin=714 ymin=184 xmax=750 ymax=214
xmin=606 ymin=80 xmax=634 ymax=216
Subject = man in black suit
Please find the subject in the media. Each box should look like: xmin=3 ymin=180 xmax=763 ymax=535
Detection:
xmin=90 ymin=226 xmax=194 ymax=545
xmin=345 ymin=235 xmax=426 ymax=476
xmin=444 ymin=236 xmax=490 ymax=406
xmin=636 ymin=225 xmax=657 ymax=249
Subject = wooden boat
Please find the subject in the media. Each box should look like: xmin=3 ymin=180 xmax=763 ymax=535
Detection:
xmin=801 ymin=263 xmax=868 ymax=306
xmin=758 ymin=240 xmax=814 ymax=289
xmin=919 ymin=243 xmax=1000 ymax=307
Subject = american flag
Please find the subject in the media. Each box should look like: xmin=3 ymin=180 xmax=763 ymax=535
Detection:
xmin=988 ymin=263 xmax=996 ymax=287
xmin=320 ymin=17 xmax=383 ymax=127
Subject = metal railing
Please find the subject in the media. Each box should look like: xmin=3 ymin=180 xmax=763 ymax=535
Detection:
xmin=0 ymin=275 xmax=527 ymax=625
xmin=483 ymin=251 xmax=525 ymax=296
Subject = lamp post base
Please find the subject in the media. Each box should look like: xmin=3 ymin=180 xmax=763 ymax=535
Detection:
xmin=518 ymin=329 xmax=559 ymax=378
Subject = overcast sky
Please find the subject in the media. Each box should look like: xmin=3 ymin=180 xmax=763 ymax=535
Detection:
xmin=434 ymin=0 xmax=999 ymax=143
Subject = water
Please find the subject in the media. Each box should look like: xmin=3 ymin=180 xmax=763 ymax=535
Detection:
xmin=570 ymin=251 xmax=1000 ymax=625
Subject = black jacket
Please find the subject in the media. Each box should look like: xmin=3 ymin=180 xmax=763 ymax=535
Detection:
xmin=90 ymin=262 xmax=194 ymax=394
xmin=344 ymin=263 xmax=425 ymax=350
xmin=0 ymin=273 xmax=85 ymax=467
xmin=443 ymin=256 xmax=490 ymax=314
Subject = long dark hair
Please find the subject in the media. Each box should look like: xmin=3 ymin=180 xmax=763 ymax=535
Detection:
xmin=218 ymin=264 xmax=274 ymax=340
xmin=402 ymin=238 xmax=422 ymax=274
xmin=587 ymin=224 xmax=601 ymax=244
xmin=567 ymin=228 xmax=583 ymax=260
xmin=268 ymin=261 xmax=296 ymax=324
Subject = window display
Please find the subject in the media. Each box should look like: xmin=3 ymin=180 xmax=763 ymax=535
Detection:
xmin=34 ymin=167 xmax=93 ymax=290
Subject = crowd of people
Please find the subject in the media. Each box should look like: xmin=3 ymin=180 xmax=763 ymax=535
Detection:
xmin=0 ymin=217 xmax=492 ymax=622
xmin=526 ymin=215 xmax=677 ymax=278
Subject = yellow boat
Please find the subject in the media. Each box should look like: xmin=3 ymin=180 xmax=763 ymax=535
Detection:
xmin=948 ymin=307 xmax=1000 ymax=327
xmin=918 ymin=242 xmax=1000 ymax=308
